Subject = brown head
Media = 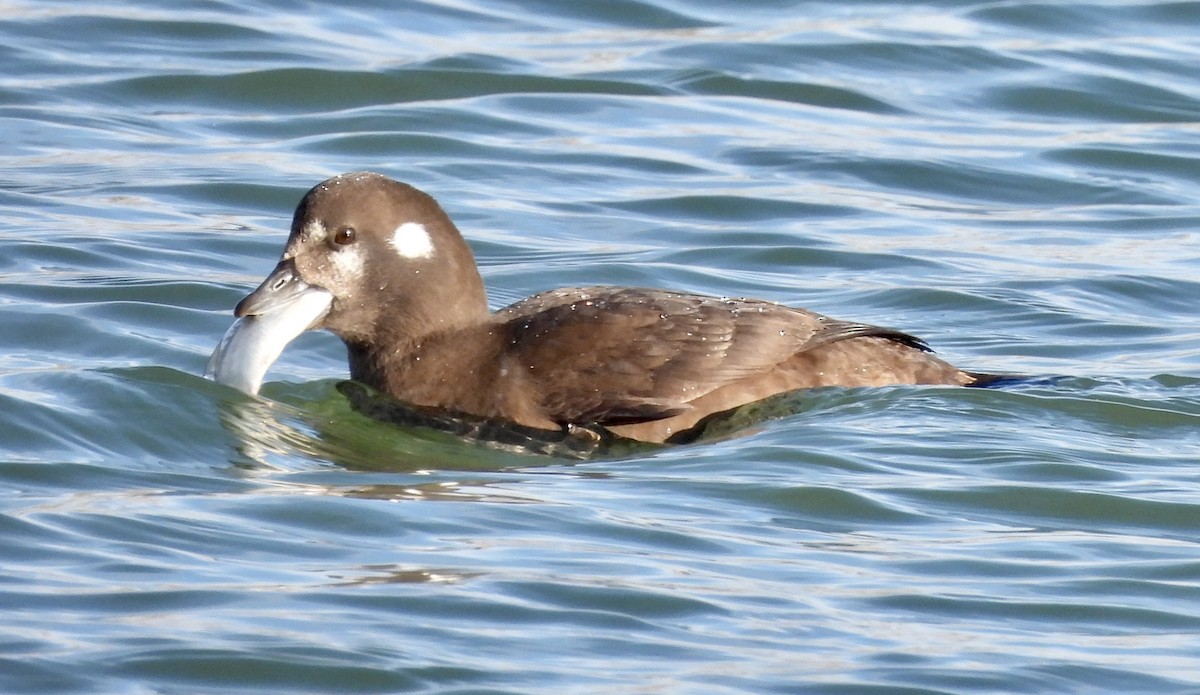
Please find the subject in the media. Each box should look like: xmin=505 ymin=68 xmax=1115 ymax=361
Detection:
xmin=235 ymin=172 xmax=489 ymax=348
xmin=206 ymin=173 xmax=490 ymax=394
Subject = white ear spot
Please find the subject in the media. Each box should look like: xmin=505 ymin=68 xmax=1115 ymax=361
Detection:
xmin=390 ymin=222 xmax=434 ymax=259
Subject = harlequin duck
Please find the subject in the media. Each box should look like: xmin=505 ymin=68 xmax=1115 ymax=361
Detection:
xmin=207 ymin=172 xmax=996 ymax=444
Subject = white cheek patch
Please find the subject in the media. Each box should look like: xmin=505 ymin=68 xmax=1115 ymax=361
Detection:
xmin=331 ymin=245 xmax=365 ymax=281
xmin=389 ymin=222 xmax=434 ymax=259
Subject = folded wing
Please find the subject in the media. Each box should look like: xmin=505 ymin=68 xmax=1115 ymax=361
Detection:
xmin=497 ymin=287 xmax=925 ymax=427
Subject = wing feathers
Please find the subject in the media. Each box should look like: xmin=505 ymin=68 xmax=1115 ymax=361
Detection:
xmin=496 ymin=287 xmax=925 ymax=427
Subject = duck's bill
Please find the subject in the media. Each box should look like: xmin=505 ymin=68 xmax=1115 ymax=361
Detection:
xmin=206 ymin=263 xmax=333 ymax=395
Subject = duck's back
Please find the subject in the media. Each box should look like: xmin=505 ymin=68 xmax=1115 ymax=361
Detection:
xmin=491 ymin=286 xmax=972 ymax=442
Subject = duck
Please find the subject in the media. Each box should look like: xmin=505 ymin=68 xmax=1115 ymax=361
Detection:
xmin=207 ymin=172 xmax=996 ymax=444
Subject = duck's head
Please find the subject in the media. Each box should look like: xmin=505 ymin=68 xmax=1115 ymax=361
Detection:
xmin=207 ymin=172 xmax=487 ymax=393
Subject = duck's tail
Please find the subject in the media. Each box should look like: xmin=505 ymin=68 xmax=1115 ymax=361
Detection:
xmin=965 ymin=371 xmax=1028 ymax=388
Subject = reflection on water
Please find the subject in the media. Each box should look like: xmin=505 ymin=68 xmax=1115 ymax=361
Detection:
xmin=338 ymin=381 xmax=658 ymax=460
xmin=216 ymin=377 xmax=854 ymax=464
xmin=214 ymin=385 xmax=545 ymax=472
xmin=327 ymin=564 xmax=482 ymax=587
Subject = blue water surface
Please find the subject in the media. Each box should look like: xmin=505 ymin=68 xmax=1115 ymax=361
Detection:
xmin=2 ymin=1 xmax=1199 ymax=693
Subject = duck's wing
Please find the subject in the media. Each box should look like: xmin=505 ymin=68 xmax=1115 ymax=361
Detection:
xmin=496 ymin=287 xmax=923 ymax=427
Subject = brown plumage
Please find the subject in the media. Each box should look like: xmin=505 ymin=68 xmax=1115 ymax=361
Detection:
xmin=224 ymin=172 xmax=991 ymax=444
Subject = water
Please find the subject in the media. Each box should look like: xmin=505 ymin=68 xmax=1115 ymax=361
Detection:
xmin=3 ymin=1 xmax=1200 ymax=693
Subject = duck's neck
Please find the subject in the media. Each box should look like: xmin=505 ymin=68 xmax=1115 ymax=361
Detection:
xmin=341 ymin=293 xmax=490 ymax=393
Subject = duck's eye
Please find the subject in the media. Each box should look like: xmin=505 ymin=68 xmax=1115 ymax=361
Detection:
xmin=333 ymin=226 xmax=356 ymax=246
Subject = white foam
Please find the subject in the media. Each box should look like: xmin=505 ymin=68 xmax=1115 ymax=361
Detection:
xmin=389 ymin=221 xmax=434 ymax=259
